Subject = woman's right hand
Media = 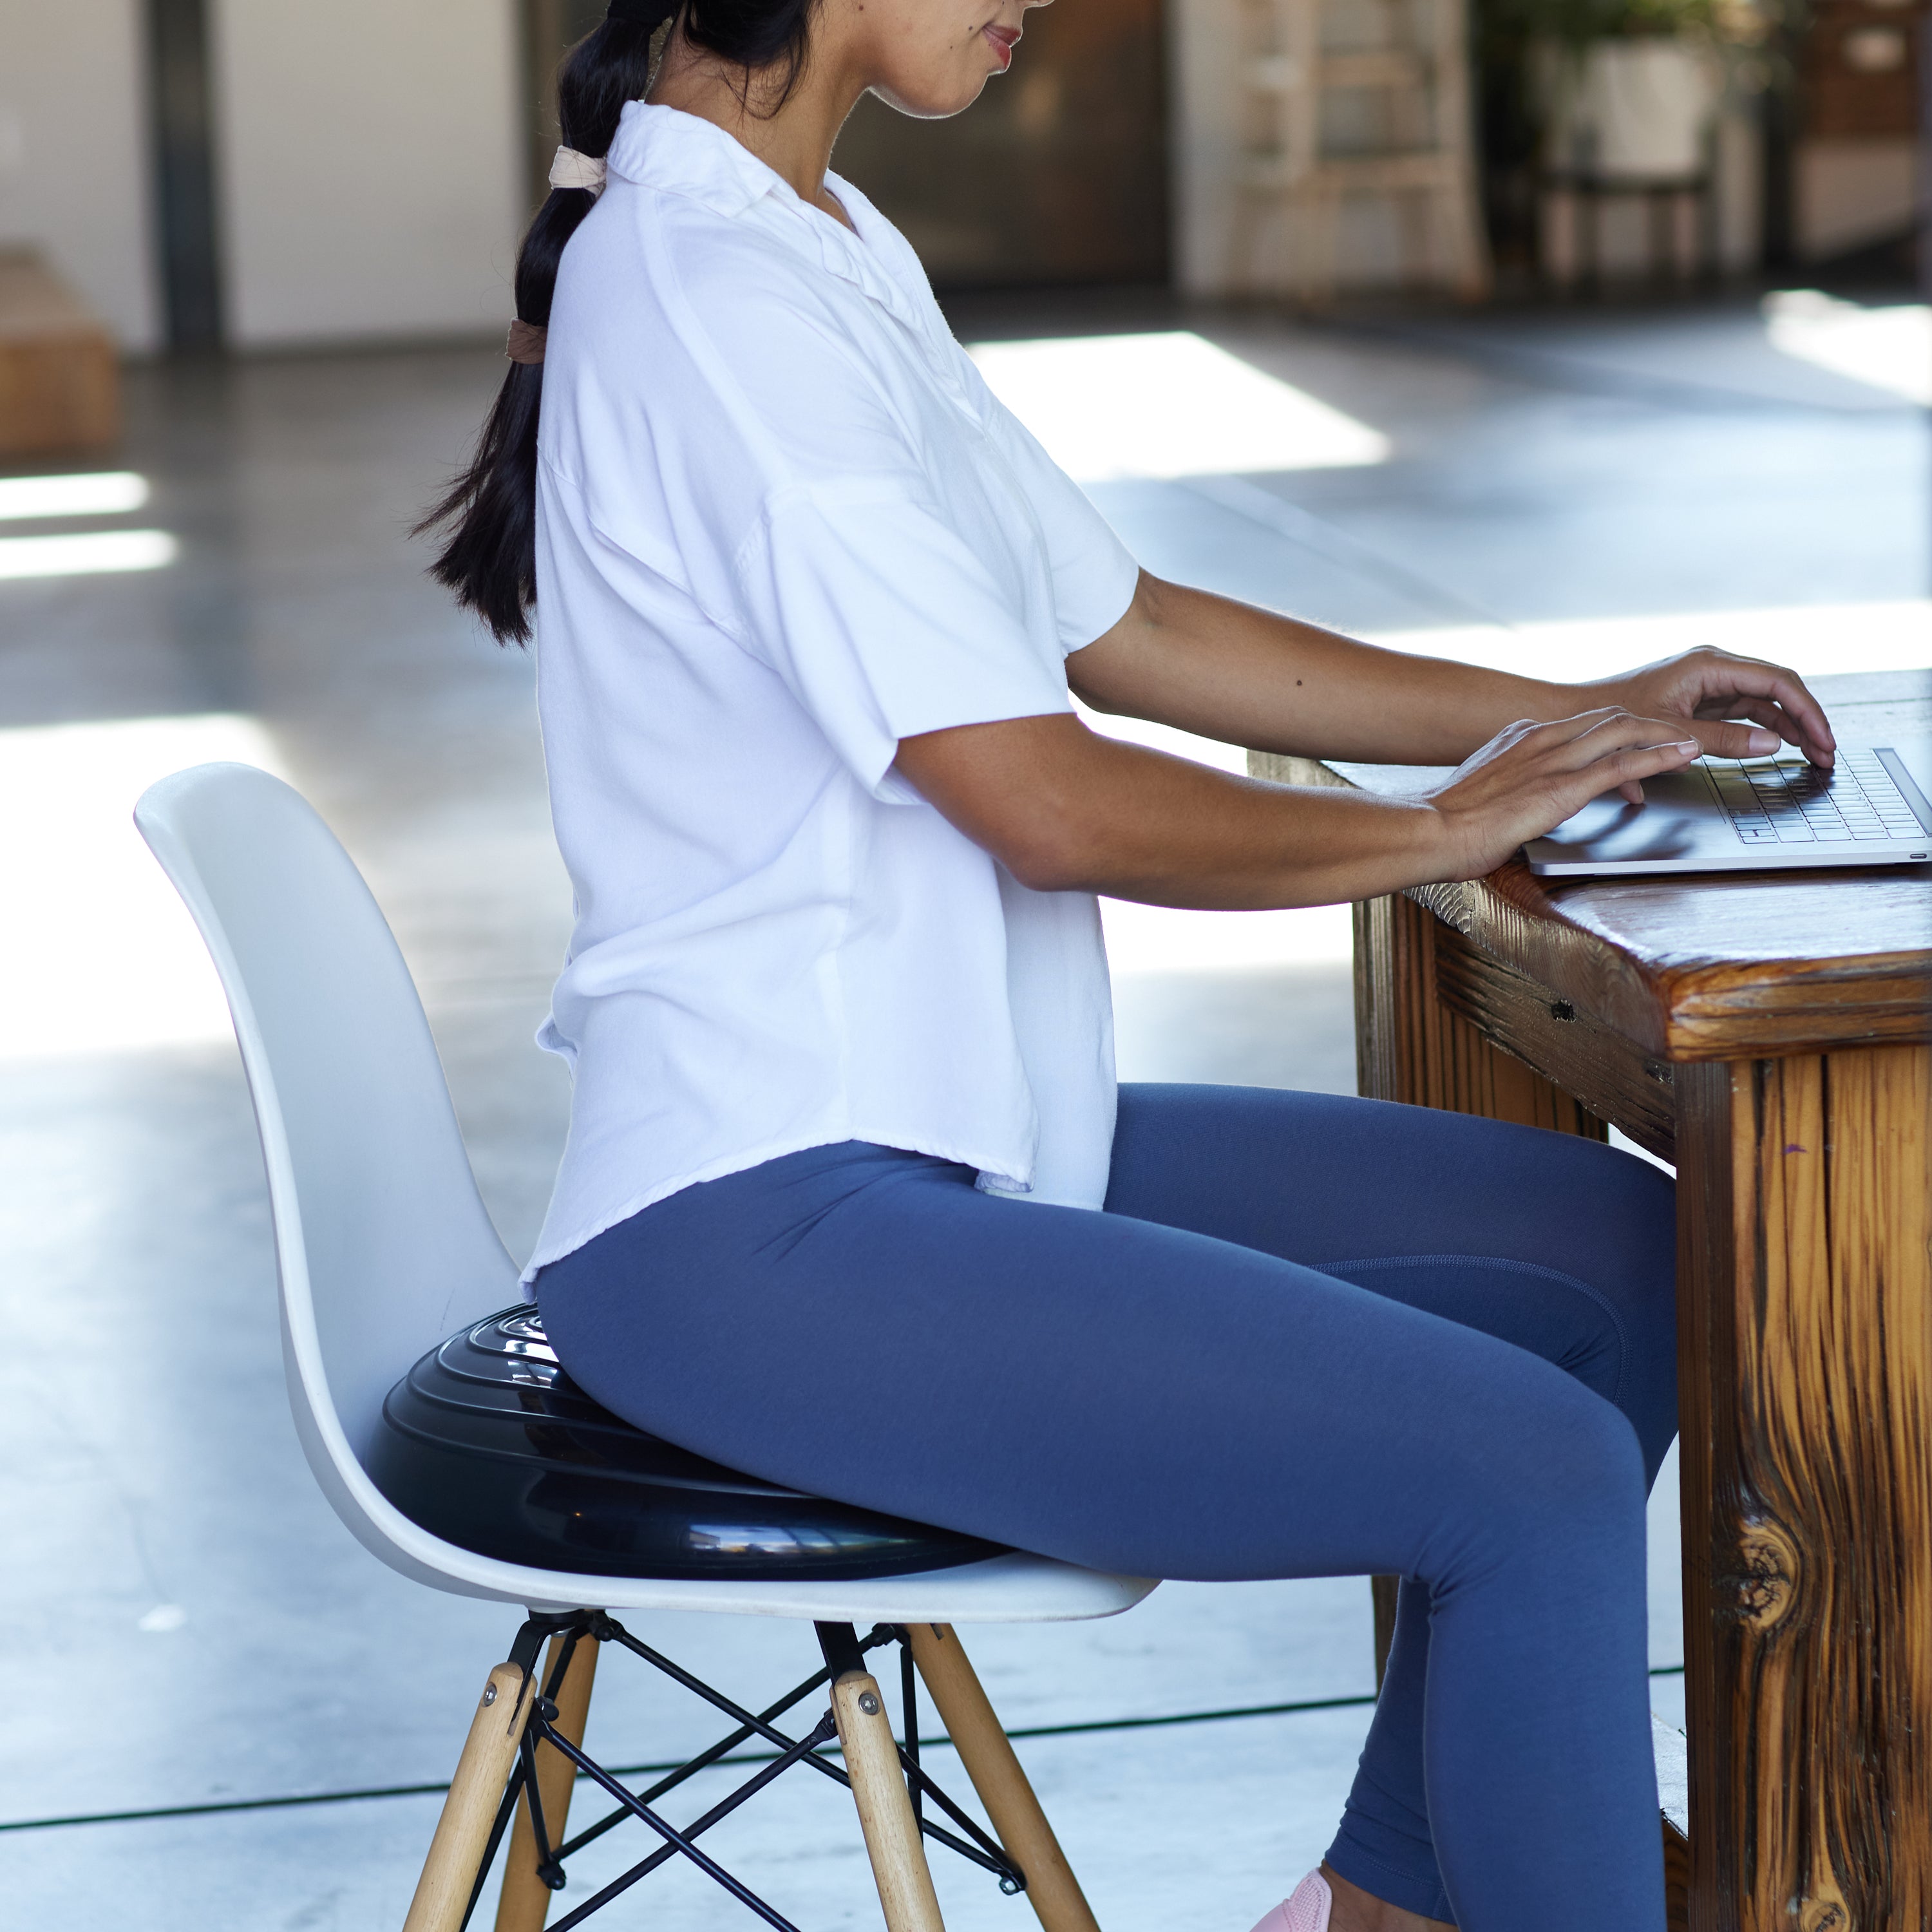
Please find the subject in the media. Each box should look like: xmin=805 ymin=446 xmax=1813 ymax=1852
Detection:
xmin=1424 ymin=708 xmax=1729 ymax=882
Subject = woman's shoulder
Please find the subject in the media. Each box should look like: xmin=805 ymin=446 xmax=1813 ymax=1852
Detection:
xmin=545 ymin=229 xmax=921 ymax=538
xmin=562 ymin=187 xmax=862 ymax=383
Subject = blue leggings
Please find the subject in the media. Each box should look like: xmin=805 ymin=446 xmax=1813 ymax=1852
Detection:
xmin=537 ymin=1084 xmax=1677 ymax=1931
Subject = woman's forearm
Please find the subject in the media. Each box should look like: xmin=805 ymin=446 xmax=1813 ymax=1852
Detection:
xmin=1069 ymin=572 xmax=1566 ymax=765
xmin=896 ymin=714 xmax=1463 ymax=908
xmin=895 ymin=706 xmax=1715 ymax=911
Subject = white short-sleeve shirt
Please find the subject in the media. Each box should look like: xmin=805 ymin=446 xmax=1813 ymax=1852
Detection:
xmin=524 ymin=102 xmax=1141 ymax=1279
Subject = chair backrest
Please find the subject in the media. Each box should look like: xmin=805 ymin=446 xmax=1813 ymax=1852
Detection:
xmin=135 ymin=764 xmax=521 ymax=1539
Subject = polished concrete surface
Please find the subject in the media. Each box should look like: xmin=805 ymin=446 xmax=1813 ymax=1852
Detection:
xmin=0 ymin=292 xmax=1921 ymax=1925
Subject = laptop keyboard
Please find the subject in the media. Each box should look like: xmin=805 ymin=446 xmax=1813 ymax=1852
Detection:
xmin=1709 ymin=749 xmax=1924 ymax=845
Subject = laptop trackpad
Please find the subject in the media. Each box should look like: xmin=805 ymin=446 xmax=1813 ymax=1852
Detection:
xmin=1531 ymin=770 xmax=1716 ymax=866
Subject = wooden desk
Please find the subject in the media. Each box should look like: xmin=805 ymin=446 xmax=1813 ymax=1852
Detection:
xmin=1253 ymin=668 xmax=1932 ymax=1931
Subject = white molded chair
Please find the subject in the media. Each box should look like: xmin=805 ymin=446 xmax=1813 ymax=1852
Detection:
xmin=135 ymin=762 xmax=1155 ymax=1932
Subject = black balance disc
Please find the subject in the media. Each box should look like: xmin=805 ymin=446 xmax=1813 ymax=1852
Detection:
xmin=368 ymin=1305 xmax=1006 ymax=1580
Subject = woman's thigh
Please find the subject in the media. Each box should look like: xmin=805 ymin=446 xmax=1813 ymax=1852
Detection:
xmin=1106 ymin=1083 xmax=1679 ymax=1479
xmin=536 ymin=1139 xmax=1645 ymax=1584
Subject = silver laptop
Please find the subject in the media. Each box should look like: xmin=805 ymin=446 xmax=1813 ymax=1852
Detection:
xmin=1524 ymin=740 xmax=1932 ymax=877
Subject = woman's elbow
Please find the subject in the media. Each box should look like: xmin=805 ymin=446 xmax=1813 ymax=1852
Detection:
xmin=985 ymin=815 xmax=1104 ymax=895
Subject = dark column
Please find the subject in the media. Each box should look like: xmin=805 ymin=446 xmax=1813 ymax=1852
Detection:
xmin=146 ymin=0 xmax=225 ymax=352
xmin=521 ymin=0 xmax=613 ymax=211
xmin=1920 ymin=0 xmax=1931 ymax=300
xmin=1758 ymin=0 xmax=1808 ymax=275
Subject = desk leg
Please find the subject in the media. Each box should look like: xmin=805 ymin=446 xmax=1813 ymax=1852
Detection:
xmin=1676 ymin=1047 xmax=1932 ymax=1931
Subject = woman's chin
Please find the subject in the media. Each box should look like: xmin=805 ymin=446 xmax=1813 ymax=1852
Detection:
xmin=871 ymin=71 xmax=990 ymax=120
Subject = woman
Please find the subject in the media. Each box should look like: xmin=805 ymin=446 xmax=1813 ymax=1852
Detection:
xmin=422 ymin=3 xmax=1834 ymax=1927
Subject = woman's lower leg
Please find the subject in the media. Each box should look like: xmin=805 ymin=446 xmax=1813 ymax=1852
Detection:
xmin=1320 ymin=1865 xmax=1454 ymax=1932
xmin=1321 ymin=1389 xmax=1660 ymax=1929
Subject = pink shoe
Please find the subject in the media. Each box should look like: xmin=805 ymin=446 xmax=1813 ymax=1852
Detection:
xmin=1249 ymin=1870 xmax=1332 ymax=1932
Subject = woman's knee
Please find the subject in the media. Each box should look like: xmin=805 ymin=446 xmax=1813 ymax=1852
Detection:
xmin=1434 ymin=1368 xmax=1650 ymax=1593
xmin=1549 ymin=1380 xmax=1647 ymax=1514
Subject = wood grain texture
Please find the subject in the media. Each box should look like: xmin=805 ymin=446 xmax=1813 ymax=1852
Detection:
xmin=833 ymin=1671 xmax=947 ymax=1932
xmin=1427 ymin=908 xmax=1678 ymax=1160
xmin=1664 ymin=1819 xmax=1692 ymax=1932
xmin=404 ymin=1663 xmax=537 ymax=1932
xmin=1252 ymin=670 xmax=1932 ymax=1063
xmin=495 ymin=1634 xmax=598 ymax=1932
xmin=1412 ymin=866 xmax=1932 ymax=1062
xmin=1353 ymin=893 xmax=1609 ymax=1139
xmin=1676 ymin=1046 xmax=1932 ymax=1931
xmin=908 ymin=1625 xmax=1101 ymax=1932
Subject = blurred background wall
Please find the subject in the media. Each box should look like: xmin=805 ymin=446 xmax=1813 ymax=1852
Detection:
xmin=0 ymin=0 xmax=1918 ymax=361
xmin=0 ymin=0 xmax=523 ymax=357
xmin=207 ymin=0 xmax=523 ymax=347
xmin=1794 ymin=0 xmax=1918 ymax=265
xmin=0 ymin=0 xmax=160 ymax=349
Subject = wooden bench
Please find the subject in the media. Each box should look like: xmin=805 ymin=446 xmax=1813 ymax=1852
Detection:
xmin=0 ymin=248 xmax=120 ymax=457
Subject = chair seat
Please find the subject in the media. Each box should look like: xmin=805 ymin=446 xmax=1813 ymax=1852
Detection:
xmin=368 ymin=1305 xmax=1008 ymax=1582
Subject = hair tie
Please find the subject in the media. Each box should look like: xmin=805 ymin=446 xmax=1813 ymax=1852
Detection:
xmin=605 ymin=0 xmax=679 ymax=26
xmin=549 ymin=146 xmax=607 ymax=195
xmin=506 ymin=320 xmax=547 ymax=366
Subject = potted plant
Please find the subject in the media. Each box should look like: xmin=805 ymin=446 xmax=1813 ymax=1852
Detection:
xmin=1493 ymin=0 xmax=1774 ymax=181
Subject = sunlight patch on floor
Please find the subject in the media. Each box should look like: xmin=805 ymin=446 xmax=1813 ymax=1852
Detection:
xmin=0 ymin=471 xmax=150 ymax=521
xmin=1101 ymin=895 xmax=1356 ymax=974
xmin=1368 ymin=597 xmax=1932 ymax=686
xmin=0 ymin=529 xmax=178 ymax=580
xmin=0 ymin=714 xmax=285 ymax=1059
xmin=1764 ymin=292 xmax=1931 ymax=406
xmin=966 ymin=332 xmax=1392 ymax=482
xmin=1079 ymin=705 xmax=1356 ymax=974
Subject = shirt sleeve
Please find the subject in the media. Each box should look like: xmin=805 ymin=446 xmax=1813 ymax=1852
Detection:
xmin=734 ymin=479 xmax=1075 ymax=802
xmin=969 ymin=375 xmax=1142 ymax=656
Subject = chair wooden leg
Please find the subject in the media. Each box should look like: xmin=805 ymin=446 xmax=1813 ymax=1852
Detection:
xmin=832 ymin=1667 xmax=947 ymax=1932
xmin=907 ymin=1624 xmax=1101 ymax=1932
xmin=495 ymin=1632 xmax=600 ymax=1932
xmin=402 ymin=1662 xmax=538 ymax=1932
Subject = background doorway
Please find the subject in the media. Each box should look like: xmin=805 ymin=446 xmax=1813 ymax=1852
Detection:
xmin=833 ymin=0 xmax=1170 ymax=290
xmin=519 ymin=0 xmax=1170 ymax=288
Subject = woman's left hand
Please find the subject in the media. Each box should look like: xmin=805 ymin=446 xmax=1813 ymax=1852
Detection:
xmin=1571 ymin=647 xmax=1837 ymax=775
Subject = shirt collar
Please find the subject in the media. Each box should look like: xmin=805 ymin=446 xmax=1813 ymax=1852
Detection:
xmin=811 ymin=175 xmax=927 ymax=334
xmin=607 ymin=104 xmax=931 ymax=338
xmin=605 ymin=102 xmax=780 ymax=217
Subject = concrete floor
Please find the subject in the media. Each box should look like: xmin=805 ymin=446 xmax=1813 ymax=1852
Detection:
xmin=0 ymin=291 xmax=1922 ymax=1926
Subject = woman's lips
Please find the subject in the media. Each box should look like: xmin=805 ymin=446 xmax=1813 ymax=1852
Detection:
xmin=983 ymin=23 xmax=1019 ymax=69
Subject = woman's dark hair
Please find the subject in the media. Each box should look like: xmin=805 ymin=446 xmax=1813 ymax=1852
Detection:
xmin=418 ymin=1 xmax=817 ymax=643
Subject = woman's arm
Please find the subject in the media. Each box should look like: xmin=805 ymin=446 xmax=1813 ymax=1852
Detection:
xmin=891 ymin=573 xmax=1839 ymax=911
xmin=1073 ymin=571 xmax=1835 ymax=769
xmin=894 ymin=708 xmax=1710 ymax=909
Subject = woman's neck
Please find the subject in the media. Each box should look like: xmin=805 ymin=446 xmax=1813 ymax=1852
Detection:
xmin=647 ymin=24 xmax=864 ymax=229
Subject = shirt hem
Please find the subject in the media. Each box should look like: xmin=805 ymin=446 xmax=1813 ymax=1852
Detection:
xmin=521 ymin=1128 xmax=1034 ymax=1284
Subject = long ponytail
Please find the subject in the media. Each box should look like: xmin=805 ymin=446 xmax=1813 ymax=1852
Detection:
xmin=419 ymin=0 xmax=820 ymax=645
